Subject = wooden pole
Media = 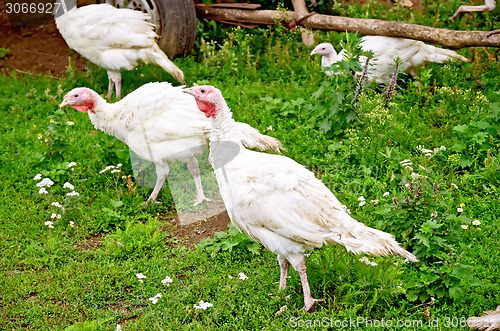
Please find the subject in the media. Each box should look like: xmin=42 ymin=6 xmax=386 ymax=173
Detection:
xmin=195 ymin=7 xmax=500 ymax=49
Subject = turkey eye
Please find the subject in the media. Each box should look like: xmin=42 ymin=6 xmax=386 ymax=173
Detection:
xmin=74 ymin=94 xmax=79 ymax=97
xmin=200 ymin=89 xmax=205 ymax=93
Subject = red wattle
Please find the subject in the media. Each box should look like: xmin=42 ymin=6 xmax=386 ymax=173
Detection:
xmin=73 ymin=105 xmax=89 ymax=113
xmin=196 ymin=100 xmax=217 ymax=118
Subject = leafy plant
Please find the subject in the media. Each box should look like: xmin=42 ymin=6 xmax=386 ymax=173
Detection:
xmin=0 ymin=48 xmax=10 ymax=59
xmin=370 ymin=162 xmax=483 ymax=302
xmin=102 ymin=217 xmax=166 ymax=259
xmin=198 ymin=223 xmax=262 ymax=256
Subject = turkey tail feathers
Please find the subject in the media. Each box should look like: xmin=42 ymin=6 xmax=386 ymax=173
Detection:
xmin=467 ymin=305 xmax=500 ymax=331
xmin=332 ymin=220 xmax=419 ymax=262
xmin=151 ymin=44 xmax=186 ymax=84
xmin=425 ymin=45 xmax=470 ymax=63
xmin=237 ymin=123 xmax=285 ymax=153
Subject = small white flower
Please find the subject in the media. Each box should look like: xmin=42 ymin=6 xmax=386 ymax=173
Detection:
xmin=116 ymin=163 xmax=123 ymax=168
xmin=405 ymin=166 xmax=414 ymax=171
xmin=193 ymin=300 xmax=213 ymax=310
xmin=275 ymin=305 xmax=287 ymax=316
xmin=63 ymin=182 xmax=74 ymax=190
xmin=440 ymin=146 xmax=446 ymax=151
xmin=238 ymin=272 xmax=248 ymax=280
xmin=457 ymin=208 xmax=463 ymax=213
xmin=36 ymin=178 xmax=54 ymax=188
xmin=51 ymin=202 xmax=62 ymax=208
xmin=359 ymin=257 xmax=377 ymax=266
xmin=136 ymin=273 xmax=147 ymax=283
xmin=50 ymin=213 xmax=57 ymax=219
xmin=67 ymin=162 xmax=77 ymax=168
xmin=359 ymin=201 xmax=366 ymax=207
xmin=461 ymin=225 xmax=468 ymax=230
xmin=69 ymin=221 xmax=75 ymax=227
xmin=370 ymin=199 xmax=379 ymax=205
xmin=116 ymin=325 xmax=122 ymax=331
xmin=383 ymin=192 xmax=390 ymax=197
xmin=99 ymin=165 xmax=116 ymax=174
xmin=148 ymin=293 xmax=162 ymax=304
xmin=44 ymin=221 xmax=54 ymax=228
xmin=267 ymin=125 xmax=273 ymax=131
xmin=161 ymin=276 xmax=173 ymax=286
xmin=148 ymin=297 xmax=159 ymax=304
xmin=33 ymin=174 xmax=42 ymax=180
xmin=451 ymin=183 xmax=459 ymax=190
xmin=111 ymin=169 xmax=121 ymax=173
xmin=67 ymin=121 xmax=74 ymax=126
xmin=400 ymin=159 xmax=412 ymax=166
xmin=472 ymin=220 xmax=481 ymax=226
xmin=66 ymin=191 xmax=79 ymax=197
xmin=39 ymin=187 xmax=48 ymax=194
xmin=228 ymin=275 xmax=233 ymax=279
xmin=357 ymin=196 xmax=365 ymax=201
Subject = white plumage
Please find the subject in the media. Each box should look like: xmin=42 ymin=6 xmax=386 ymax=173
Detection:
xmin=184 ymin=84 xmax=418 ymax=312
xmin=59 ymin=82 xmax=283 ymax=205
xmin=55 ymin=4 xmax=185 ymax=99
xmin=311 ymin=36 xmax=469 ymax=83
xmin=468 ymin=305 xmax=500 ymax=331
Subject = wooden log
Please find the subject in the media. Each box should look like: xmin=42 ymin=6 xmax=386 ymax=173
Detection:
xmin=291 ymin=0 xmax=315 ymax=46
xmin=195 ymin=7 xmax=500 ymax=49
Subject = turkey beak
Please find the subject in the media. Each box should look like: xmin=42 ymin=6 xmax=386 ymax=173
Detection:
xmin=310 ymin=48 xmax=318 ymax=56
xmin=59 ymin=95 xmax=70 ymax=108
xmin=183 ymin=87 xmax=196 ymax=97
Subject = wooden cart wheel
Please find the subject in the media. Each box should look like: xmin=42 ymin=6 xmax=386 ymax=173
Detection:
xmin=155 ymin=0 xmax=197 ymax=58
xmin=104 ymin=0 xmax=197 ymax=58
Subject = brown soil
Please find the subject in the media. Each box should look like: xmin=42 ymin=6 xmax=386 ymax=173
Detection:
xmin=0 ymin=0 xmax=88 ymax=76
xmin=162 ymin=209 xmax=231 ymax=248
xmin=75 ymin=208 xmax=231 ymax=250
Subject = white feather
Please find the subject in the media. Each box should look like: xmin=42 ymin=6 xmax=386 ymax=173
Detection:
xmin=311 ymin=36 xmax=469 ymax=83
xmin=56 ymin=4 xmax=185 ymax=98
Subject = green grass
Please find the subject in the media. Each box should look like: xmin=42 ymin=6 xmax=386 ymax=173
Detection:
xmin=1 ymin=2 xmax=500 ymax=329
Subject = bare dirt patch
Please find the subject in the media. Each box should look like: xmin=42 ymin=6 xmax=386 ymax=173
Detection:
xmin=161 ymin=208 xmax=231 ymax=248
xmin=0 ymin=0 xmax=88 ymax=76
xmin=76 ymin=233 xmax=104 ymax=251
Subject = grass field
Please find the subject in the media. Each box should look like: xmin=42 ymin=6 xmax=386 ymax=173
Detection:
xmin=1 ymin=1 xmax=499 ymax=329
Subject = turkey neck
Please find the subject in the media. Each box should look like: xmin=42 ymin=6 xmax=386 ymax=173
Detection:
xmin=208 ymin=98 xmax=243 ymax=147
xmin=87 ymin=95 xmax=126 ymax=141
xmin=323 ymin=50 xmax=339 ymax=68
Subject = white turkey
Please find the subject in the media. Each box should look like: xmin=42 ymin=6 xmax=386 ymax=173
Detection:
xmin=184 ymin=84 xmax=418 ymax=312
xmin=467 ymin=305 xmax=500 ymax=331
xmin=310 ymin=36 xmax=469 ymax=84
xmin=59 ymin=82 xmax=283 ymax=205
xmin=55 ymin=3 xmax=185 ymax=99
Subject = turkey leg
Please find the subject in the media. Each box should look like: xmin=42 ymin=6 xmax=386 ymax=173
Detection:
xmin=186 ymin=157 xmax=211 ymax=206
